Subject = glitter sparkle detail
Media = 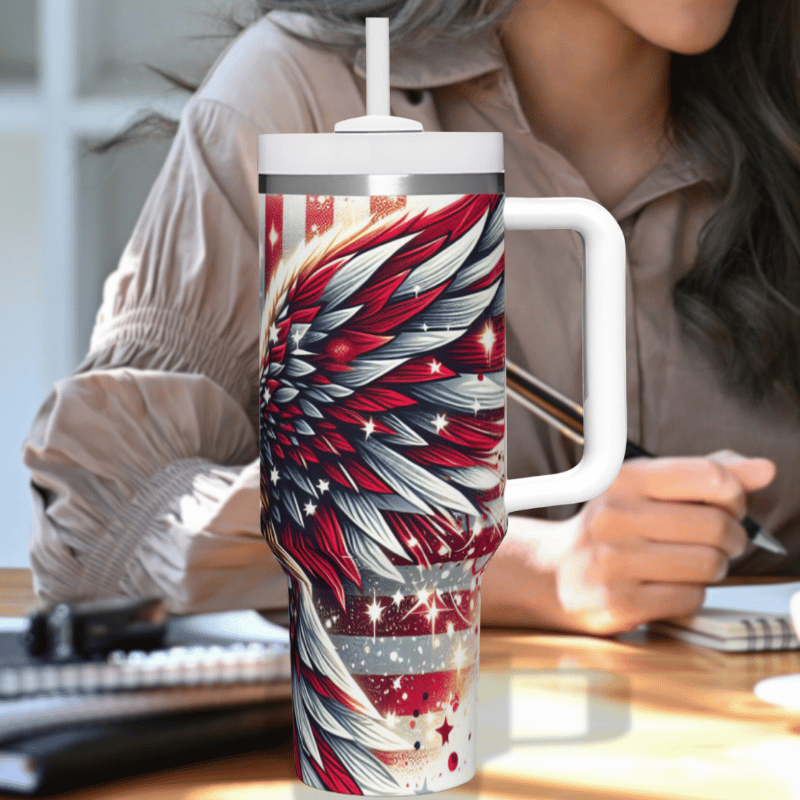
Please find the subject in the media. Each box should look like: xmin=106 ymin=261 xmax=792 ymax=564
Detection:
xmin=366 ymin=590 xmax=385 ymax=640
xmin=479 ymin=322 xmax=496 ymax=359
xmin=362 ymin=417 xmax=377 ymax=438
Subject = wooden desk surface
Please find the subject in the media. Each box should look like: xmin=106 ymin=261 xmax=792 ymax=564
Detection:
xmin=3 ymin=568 xmax=800 ymax=800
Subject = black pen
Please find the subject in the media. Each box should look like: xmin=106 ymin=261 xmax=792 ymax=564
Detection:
xmin=505 ymin=358 xmax=786 ymax=556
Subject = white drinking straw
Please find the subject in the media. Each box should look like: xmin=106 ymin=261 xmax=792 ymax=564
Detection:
xmin=365 ymin=18 xmax=391 ymax=118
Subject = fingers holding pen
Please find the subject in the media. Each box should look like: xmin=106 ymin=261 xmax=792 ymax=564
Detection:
xmin=612 ymin=453 xmax=775 ymax=520
xmin=585 ymin=497 xmax=747 ymax=564
xmin=605 ymin=453 xmax=776 ymax=559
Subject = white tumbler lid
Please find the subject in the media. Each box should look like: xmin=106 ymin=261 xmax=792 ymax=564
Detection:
xmin=258 ymin=131 xmax=503 ymax=176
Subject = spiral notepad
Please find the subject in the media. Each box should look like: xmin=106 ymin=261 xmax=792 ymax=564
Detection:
xmin=649 ymin=581 xmax=800 ymax=652
xmin=649 ymin=611 xmax=798 ymax=651
xmin=0 ymin=609 xmax=290 ymax=696
xmin=0 ymin=610 xmax=292 ymax=742
xmin=0 ymin=640 xmax=290 ymax=697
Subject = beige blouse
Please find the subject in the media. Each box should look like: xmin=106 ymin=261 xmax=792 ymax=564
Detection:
xmin=23 ymin=13 xmax=800 ymax=614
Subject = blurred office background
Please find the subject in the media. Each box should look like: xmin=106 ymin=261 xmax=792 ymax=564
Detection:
xmin=0 ymin=0 xmax=254 ymax=566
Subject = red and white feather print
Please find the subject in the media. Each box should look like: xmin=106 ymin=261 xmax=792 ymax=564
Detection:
xmin=260 ymin=192 xmax=506 ymax=795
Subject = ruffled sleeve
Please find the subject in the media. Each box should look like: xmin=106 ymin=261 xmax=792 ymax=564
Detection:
xmin=23 ymin=96 xmax=287 ymax=614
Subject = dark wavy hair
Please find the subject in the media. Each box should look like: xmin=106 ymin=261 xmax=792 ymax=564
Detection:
xmin=101 ymin=0 xmax=800 ymax=408
xmin=670 ymin=0 xmax=800 ymax=407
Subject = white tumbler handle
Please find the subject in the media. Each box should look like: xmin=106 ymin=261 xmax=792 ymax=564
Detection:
xmin=504 ymin=197 xmax=627 ymax=513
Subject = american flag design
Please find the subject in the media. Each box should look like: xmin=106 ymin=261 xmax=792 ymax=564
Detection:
xmin=260 ymin=190 xmax=506 ymax=795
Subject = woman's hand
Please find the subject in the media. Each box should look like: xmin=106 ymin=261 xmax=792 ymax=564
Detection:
xmin=549 ymin=450 xmax=776 ymax=634
xmin=480 ymin=450 xmax=777 ymax=635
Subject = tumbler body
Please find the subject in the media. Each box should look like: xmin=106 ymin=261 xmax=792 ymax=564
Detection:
xmin=259 ymin=131 xmax=506 ymax=795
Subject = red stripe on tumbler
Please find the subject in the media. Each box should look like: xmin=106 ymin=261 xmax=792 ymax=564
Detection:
xmin=314 ymin=588 xmax=479 ymax=638
xmin=264 ymin=194 xmax=283 ymax=276
xmin=306 ymin=195 xmax=335 ymax=242
xmin=353 ymin=666 xmax=476 ymax=717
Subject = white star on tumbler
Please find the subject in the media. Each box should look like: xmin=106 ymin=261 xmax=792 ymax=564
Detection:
xmin=452 ymin=639 xmax=468 ymax=672
xmin=432 ymin=413 xmax=448 ymax=434
xmin=303 ymin=500 xmax=317 ymax=517
xmin=268 ymin=323 xmax=279 ymax=344
xmin=428 ymin=359 xmax=442 ymax=375
xmin=362 ymin=417 xmax=376 ymax=438
xmin=427 ymin=598 xmax=442 ymax=633
xmin=479 ymin=322 xmax=496 ymax=358
xmin=317 ymin=479 xmax=330 ymax=494
xmin=415 ymin=585 xmax=432 ymax=607
xmin=391 ymin=589 xmax=404 ymax=608
xmin=366 ymin=591 xmax=385 ymax=639
xmin=403 ymin=583 xmax=434 ymax=619
xmin=270 ymin=468 xmax=280 ymax=486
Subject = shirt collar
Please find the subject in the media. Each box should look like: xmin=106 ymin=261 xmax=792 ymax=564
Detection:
xmin=611 ymin=152 xmax=707 ymax=221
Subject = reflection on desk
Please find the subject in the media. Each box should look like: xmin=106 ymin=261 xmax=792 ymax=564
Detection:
xmin=2 ymin=569 xmax=800 ymax=800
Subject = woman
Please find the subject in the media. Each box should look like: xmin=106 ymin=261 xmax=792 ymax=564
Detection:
xmin=23 ymin=0 xmax=800 ymax=634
